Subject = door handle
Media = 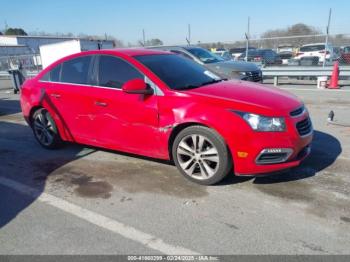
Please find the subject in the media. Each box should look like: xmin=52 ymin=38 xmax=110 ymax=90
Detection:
xmin=95 ymin=101 xmax=108 ymax=107
xmin=50 ymin=93 xmax=61 ymax=98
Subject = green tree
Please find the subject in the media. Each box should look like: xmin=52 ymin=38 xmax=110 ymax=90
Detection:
xmin=148 ymin=38 xmax=163 ymax=46
xmin=4 ymin=28 xmax=28 ymax=36
xmin=138 ymin=38 xmax=164 ymax=47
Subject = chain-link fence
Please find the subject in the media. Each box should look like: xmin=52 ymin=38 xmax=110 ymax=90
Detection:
xmin=200 ymin=34 xmax=350 ymax=67
xmin=0 ymin=54 xmax=42 ymax=75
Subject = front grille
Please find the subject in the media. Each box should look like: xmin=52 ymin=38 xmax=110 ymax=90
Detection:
xmin=245 ymin=70 xmax=262 ymax=82
xmin=290 ymin=106 xmax=304 ymax=117
xmin=296 ymin=117 xmax=312 ymax=136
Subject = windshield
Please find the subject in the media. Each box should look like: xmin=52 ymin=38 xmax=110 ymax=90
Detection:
xmin=135 ymin=54 xmax=223 ymax=90
xmin=240 ymin=50 xmax=259 ymax=58
xmin=300 ymin=45 xmax=325 ymax=52
xmin=185 ymin=47 xmax=224 ymax=64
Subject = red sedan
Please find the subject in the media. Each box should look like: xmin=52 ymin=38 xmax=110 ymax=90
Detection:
xmin=20 ymin=49 xmax=313 ymax=185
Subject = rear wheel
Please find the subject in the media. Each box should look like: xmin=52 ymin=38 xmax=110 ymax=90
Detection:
xmin=172 ymin=126 xmax=232 ymax=185
xmin=32 ymin=108 xmax=62 ymax=149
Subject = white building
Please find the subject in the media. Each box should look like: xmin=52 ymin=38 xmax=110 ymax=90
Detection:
xmin=0 ymin=35 xmax=114 ymax=55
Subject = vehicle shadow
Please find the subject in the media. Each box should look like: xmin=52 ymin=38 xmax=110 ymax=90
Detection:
xmin=0 ymin=121 xmax=94 ymax=229
xmin=0 ymin=98 xmax=22 ymax=116
xmin=252 ymin=130 xmax=342 ymax=184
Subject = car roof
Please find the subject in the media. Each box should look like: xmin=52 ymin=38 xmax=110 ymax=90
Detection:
xmin=101 ymin=48 xmax=171 ymax=56
xmin=148 ymin=45 xmax=204 ymax=51
xmin=70 ymin=48 xmax=171 ymax=58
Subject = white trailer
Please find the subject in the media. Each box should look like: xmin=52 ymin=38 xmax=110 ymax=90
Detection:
xmin=39 ymin=40 xmax=81 ymax=69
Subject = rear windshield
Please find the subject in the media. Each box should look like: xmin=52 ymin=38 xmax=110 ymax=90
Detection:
xmin=135 ymin=54 xmax=219 ymax=90
xmin=300 ymin=45 xmax=325 ymax=52
xmin=230 ymin=48 xmax=246 ymax=53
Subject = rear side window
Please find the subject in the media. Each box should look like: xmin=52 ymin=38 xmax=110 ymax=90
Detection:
xmin=61 ymin=56 xmax=92 ymax=84
xmin=41 ymin=64 xmax=61 ymax=82
xmin=98 ymin=55 xmax=143 ymax=89
xmin=300 ymin=45 xmax=325 ymax=52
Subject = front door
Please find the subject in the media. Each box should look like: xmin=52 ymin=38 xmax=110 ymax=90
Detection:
xmin=92 ymin=55 xmax=161 ymax=157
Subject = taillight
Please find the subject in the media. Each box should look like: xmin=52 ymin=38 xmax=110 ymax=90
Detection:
xmin=254 ymin=56 xmax=262 ymax=61
xmin=319 ymin=50 xmax=330 ymax=54
xmin=296 ymin=52 xmax=304 ymax=56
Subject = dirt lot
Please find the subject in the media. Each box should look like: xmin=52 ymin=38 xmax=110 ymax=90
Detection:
xmin=0 ymin=83 xmax=350 ymax=255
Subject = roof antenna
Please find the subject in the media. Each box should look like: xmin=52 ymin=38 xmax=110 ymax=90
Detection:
xmin=186 ymin=24 xmax=191 ymax=46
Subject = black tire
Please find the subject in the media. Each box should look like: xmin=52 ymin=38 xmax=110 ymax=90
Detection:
xmin=172 ymin=126 xmax=232 ymax=185
xmin=31 ymin=108 xmax=62 ymax=149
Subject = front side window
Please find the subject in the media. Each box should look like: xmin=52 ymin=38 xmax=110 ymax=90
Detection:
xmin=98 ymin=55 xmax=143 ymax=89
xmin=61 ymin=56 xmax=92 ymax=84
xmin=135 ymin=54 xmax=221 ymax=90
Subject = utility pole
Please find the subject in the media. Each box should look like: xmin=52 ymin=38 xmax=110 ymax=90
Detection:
xmin=245 ymin=17 xmax=250 ymax=62
xmin=323 ymin=8 xmax=332 ymax=67
xmin=142 ymin=29 xmax=146 ymax=46
xmin=186 ymin=24 xmax=191 ymax=45
xmin=4 ymin=20 xmax=8 ymax=32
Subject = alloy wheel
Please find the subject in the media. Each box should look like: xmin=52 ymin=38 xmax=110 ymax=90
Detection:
xmin=176 ymin=134 xmax=220 ymax=180
xmin=33 ymin=110 xmax=55 ymax=146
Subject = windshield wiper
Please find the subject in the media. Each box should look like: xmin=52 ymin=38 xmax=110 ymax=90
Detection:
xmin=177 ymin=79 xmax=227 ymax=90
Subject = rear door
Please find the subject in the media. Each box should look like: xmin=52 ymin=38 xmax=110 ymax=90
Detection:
xmin=91 ymin=55 xmax=160 ymax=157
xmin=43 ymin=55 xmax=97 ymax=143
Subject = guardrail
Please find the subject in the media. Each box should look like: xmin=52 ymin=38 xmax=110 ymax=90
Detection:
xmin=262 ymin=66 xmax=350 ymax=86
xmin=0 ymin=71 xmax=38 ymax=78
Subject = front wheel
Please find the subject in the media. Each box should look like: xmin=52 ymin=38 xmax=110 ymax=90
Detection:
xmin=32 ymin=108 xmax=62 ymax=149
xmin=172 ymin=126 xmax=232 ymax=185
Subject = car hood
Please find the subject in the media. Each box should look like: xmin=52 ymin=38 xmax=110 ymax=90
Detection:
xmin=205 ymin=60 xmax=259 ymax=72
xmin=184 ymin=80 xmax=302 ymax=115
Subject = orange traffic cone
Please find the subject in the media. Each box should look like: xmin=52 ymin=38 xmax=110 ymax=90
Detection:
xmin=328 ymin=61 xmax=340 ymax=89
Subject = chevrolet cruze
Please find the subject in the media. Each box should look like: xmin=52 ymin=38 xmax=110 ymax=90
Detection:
xmin=20 ymin=49 xmax=313 ymax=185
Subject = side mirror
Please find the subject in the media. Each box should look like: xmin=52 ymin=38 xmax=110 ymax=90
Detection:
xmin=122 ymin=79 xmax=154 ymax=95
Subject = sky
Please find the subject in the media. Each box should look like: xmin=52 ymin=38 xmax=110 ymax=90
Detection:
xmin=1 ymin=0 xmax=350 ymax=45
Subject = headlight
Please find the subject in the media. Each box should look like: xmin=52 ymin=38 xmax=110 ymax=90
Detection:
xmin=236 ymin=112 xmax=286 ymax=132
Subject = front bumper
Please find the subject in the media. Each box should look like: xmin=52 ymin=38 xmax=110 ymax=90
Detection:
xmin=241 ymin=70 xmax=263 ymax=82
xmin=229 ymin=111 xmax=313 ymax=176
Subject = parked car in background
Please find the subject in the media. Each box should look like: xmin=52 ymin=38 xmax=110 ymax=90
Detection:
xmin=150 ymin=46 xmax=262 ymax=82
xmin=212 ymin=50 xmax=232 ymax=61
xmin=333 ymin=47 xmax=342 ymax=61
xmin=294 ymin=43 xmax=336 ymax=65
xmin=239 ymin=49 xmax=282 ymax=65
xmin=278 ymin=51 xmax=294 ymax=65
xmin=277 ymin=45 xmax=295 ymax=54
xmin=340 ymin=46 xmax=350 ymax=64
xmin=21 ymin=49 xmax=312 ymax=185
xmin=229 ymin=47 xmax=256 ymax=60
